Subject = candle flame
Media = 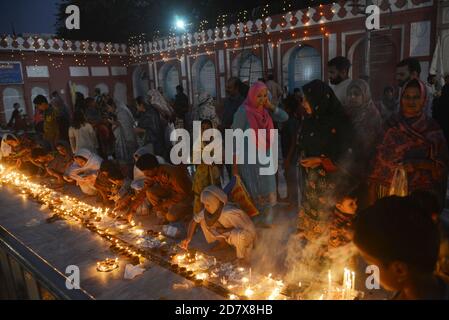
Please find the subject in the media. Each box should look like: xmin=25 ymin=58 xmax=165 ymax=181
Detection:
xmin=244 ymin=288 xmax=254 ymax=298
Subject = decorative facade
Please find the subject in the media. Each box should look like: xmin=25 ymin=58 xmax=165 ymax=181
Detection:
xmin=0 ymin=0 xmax=445 ymax=125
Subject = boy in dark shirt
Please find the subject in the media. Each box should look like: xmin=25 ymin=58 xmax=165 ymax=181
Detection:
xmin=329 ymin=194 xmax=358 ymax=249
xmin=354 ymin=196 xmax=449 ymax=300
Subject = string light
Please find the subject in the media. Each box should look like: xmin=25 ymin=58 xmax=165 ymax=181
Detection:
xmin=3 ymin=3 xmax=341 ymax=73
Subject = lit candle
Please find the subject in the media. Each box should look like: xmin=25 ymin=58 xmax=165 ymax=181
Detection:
xmin=352 ymin=272 xmax=356 ymax=292
xmin=342 ymin=268 xmax=350 ymax=300
xmin=244 ymin=287 xmax=254 ymax=298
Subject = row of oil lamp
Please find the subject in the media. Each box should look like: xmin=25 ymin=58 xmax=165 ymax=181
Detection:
xmin=0 ymin=166 xmax=237 ymax=297
xmin=0 ymin=165 xmax=359 ymax=300
xmin=171 ymin=252 xmax=287 ymax=300
xmin=1 ymin=166 xmax=285 ymax=299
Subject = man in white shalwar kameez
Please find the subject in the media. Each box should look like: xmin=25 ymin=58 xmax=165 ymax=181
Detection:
xmin=181 ymin=186 xmax=257 ymax=263
xmin=64 ymin=148 xmax=103 ymax=195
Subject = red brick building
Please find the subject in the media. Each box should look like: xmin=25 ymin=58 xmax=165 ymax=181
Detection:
xmin=1 ymin=0 xmax=447 ymax=125
xmin=133 ymin=0 xmax=443 ymax=105
xmin=0 ymin=39 xmax=132 ymax=124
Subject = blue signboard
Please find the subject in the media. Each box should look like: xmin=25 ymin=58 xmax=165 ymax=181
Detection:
xmin=0 ymin=62 xmax=24 ymax=85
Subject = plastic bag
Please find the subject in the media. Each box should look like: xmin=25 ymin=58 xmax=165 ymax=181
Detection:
xmin=124 ymin=264 xmax=145 ymax=280
xmin=389 ymin=166 xmax=408 ymax=197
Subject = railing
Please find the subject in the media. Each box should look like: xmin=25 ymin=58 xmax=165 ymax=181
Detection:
xmin=0 ymin=225 xmax=94 ymax=300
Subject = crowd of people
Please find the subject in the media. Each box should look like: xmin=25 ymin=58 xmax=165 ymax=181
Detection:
xmin=1 ymin=55 xmax=449 ymax=299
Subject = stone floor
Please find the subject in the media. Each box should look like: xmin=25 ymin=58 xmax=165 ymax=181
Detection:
xmin=0 ymin=186 xmax=222 ymax=300
xmin=1 ymin=162 xmax=448 ymax=300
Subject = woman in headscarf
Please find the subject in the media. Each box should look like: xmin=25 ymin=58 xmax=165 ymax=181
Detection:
xmin=296 ymin=80 xmax=355 ymax=273
xmin=64 ymin=148 xmax=103 ymax=196
xmin=181 ymin=185 xmax=257 ymax=264
xmin=147 ymin=89 xmax=175 ymax=121
xmin=147 ymin=90 xmax=176 ymax=157
xmin=232 ymin=81 xmax=289 ymax=227
xmin=368 ymin=79 xmax=449 ymax=205
xmin=192 ymin=92 xmax=220 ymax=127
xmin=346 ymin=79 xmax=383 ymax=159
xmin=107 ymin=111 xmax=129 ymax=165
xmin=378 ymin=86 xmax=398 ymax=122
xmin=134 ymin=97 xmax=165 ymax=157
xmin=345 ymin=80 xmax=383 ymax=206
xmin=105 ymin=98 xmax=138 ymax=162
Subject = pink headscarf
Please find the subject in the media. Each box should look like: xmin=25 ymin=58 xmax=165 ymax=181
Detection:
xmin=243 ymin=82 xmax=274 ymax=149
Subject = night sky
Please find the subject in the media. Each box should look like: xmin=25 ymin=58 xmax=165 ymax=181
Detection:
xmin=0 ymin=0 xmax=334 ymax=40
xmin=0 ymin=0 xmax=58 ymax=35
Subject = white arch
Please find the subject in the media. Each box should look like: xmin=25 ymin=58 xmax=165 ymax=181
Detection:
xmin=2 ymin=87 xmax=26 ymax=124
xmin=282 ymin=45 xmax=300 ymax=89
xmin=95 ymin=83 xmax=109 ymax=95
xmin=132 ymin=65 xmax=149 ymax=99
xmin=347 ymin=36 xmax=365 ymax=78
xmin=191 ymin=56 xmax=217 ymax=100
xmin=75 ymin=84 xmax=89 ymax=99
xmin=159 ymin=64 xmax=180 ymax=100
xmin=232 ymin=50 xmax=263 ymax=86
xmin=31 ymin=86 xmax=49 ymax=110
xmin=113 ymin=82 xmax=128 ymax=105
xmin=282 ymin=45 xmax=322 ymax=92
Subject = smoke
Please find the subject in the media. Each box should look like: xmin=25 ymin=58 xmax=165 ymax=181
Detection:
xmin=282 ymin=211 xmax=358 ymax=296
xmin=250 ymin=210 xmax=295 ymax=277
xmin=284 ymin=232 xmax=330 ymax=285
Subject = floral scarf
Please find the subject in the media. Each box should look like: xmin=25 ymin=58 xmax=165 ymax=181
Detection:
xmin=369 ymin=79 xmax=449 ymax=192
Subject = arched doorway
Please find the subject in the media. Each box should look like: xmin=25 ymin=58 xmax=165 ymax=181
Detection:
xmin=192 ymin=56 xmax=217 ymax=100
xmin=114 ymin=82 xmax=127 ymax=105
xmin=132 ymin=65 xmax=150 ymax=99
xmin=31 ymin=85 xmax=50 ymax=112
xmin=73 ymin=84 xmax=89 ymax=99
xmin=2 ymin=87 xmax=26 ymax=125
xmin=95 ymin=83 xmax=109 ymax=95
xmin=159 ymin=64 xmax=180 ymax=100
xmin=232 ymin=51 xmax=263 ymax=86
xmin=283 ymin=45 xmax=322 ymax=93
xmin=351 ymin=32 xmax=399 ymax=102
